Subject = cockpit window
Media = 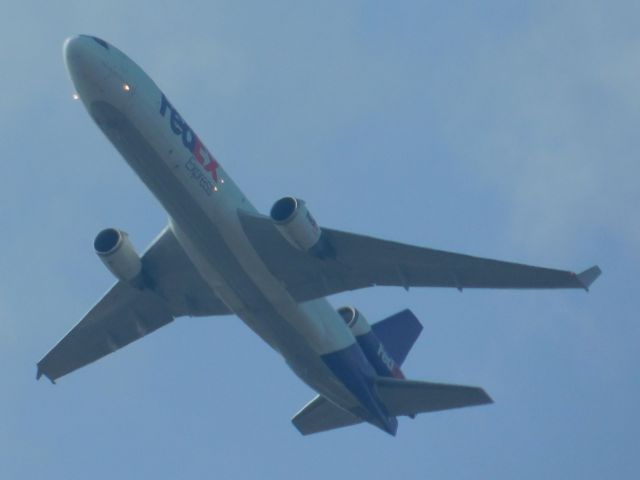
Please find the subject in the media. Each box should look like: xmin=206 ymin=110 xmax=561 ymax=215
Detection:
xmin=85 ymin=35 xmax=109 ymax=50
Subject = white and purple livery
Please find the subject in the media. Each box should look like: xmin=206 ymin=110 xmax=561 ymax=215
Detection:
xmin=38 ymin=36 xmax=601 ymax=435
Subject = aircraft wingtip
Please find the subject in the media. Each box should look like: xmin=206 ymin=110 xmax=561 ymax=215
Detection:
xmin=479 ymin=388 xmax=494 ymax=405
xmin=36 ymin=365 xmax=56 ymax=384
xmin=577 ymin=265 xmax=602 ymax=291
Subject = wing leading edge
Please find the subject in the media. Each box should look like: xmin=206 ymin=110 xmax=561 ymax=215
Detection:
xmin=239 ymin=212 xmax=601 ymax=302
xmin=37 ymin=226 xmax=230 ymax=383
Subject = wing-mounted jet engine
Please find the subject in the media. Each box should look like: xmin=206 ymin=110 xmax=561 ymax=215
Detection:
xmin=94 ymin=228 xmax=142 ymax=284
xmin=270 ymin=196 xmax=335 ymax=258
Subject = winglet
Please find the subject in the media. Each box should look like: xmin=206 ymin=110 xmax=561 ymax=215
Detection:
xmin=576 ymin=265 xmax=602 ymax=291
xmin=36 ymin=365 xmax=55 ymax=384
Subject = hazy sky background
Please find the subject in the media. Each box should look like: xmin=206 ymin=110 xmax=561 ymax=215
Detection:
xmin=2 ymin=1 xmax=638 ymax=478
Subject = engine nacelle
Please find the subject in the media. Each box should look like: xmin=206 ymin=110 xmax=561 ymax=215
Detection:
xmin=94 ymin=228 xmax=142 ymax=283
xmin=338 ymin=306 xmax=404 ymax=379
xmin=270 ymin=197 xmax=333 ymax=257
xmin=337 ymin=306 xmax=372 ymax=336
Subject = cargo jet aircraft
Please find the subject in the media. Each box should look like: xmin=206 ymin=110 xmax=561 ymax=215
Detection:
xmin=38 ymin=35 xmax=601 ymax=436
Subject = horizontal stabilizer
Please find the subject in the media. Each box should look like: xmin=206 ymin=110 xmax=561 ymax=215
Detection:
xmin=292 ymin=395 xmax=363 ymax=435
xmin=375 ymin=377 xmax=493 ymax=417
xmin=371 ymin=309 xmax=423 ymax=366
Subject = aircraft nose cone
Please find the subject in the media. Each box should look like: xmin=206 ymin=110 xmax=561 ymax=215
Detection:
xmin=64 ymin=34 xmax=111 ymax=73
xmin=63 ymin=35 xmax=94 ymax=72
xmin=63 ymin=35 xmax=112 ymax=98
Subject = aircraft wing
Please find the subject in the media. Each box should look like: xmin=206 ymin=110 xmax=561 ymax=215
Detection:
xmin=239 ymin=212 xmax=601 ymax=302
xmin=37 ymin=226 xmax=230 ymax=383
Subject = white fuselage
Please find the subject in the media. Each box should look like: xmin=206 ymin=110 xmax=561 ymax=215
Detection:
xmin=65 ymin=36 xmax=360 ymax=410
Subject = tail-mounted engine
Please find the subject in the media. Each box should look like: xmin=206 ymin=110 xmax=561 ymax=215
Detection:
xmin=338 ymin=306 xmax=404 ymax=379
xmin=94 ymin=228 xmax=142 ymax=283
xmin=338 ymin=306 xmax=372 ymax=336
xmin=270 ymin=196 xmax=334 ymax=258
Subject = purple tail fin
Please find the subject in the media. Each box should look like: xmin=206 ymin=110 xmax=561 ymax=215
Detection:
xmin=371 ymin=309 xmax=423 ymax=366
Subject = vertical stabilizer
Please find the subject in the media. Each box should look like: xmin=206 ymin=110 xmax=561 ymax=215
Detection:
xmin=371 ymin=309 xmax=423 ymax=366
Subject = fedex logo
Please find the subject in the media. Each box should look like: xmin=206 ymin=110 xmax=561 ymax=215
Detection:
xmin=377 ymin=344 xmax=396 ymax=371
xmin=159 ymin=94 xmax=219 ymax=184
xmin=376 ymin=343 xmax=404 ymax=379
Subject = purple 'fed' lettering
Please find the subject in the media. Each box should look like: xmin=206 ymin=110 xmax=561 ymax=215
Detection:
xmin=160 ymin=94 xmax=219 ymax=183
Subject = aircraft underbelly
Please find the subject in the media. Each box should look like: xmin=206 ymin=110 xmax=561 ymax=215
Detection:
xmin=90 ymin=99 xmax=360 ymax=409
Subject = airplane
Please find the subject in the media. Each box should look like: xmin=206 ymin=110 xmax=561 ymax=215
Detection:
xmin=37 ymin=35 xmax=602 ymax=436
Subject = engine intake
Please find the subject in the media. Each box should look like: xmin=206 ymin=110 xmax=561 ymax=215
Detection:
xmin=94 ymin=228 xmax=142 ymax=283
xmin=270 ymin=197 xmax=334 ymax=257
xmin=337 ymin=306 xmax=371 ymax=336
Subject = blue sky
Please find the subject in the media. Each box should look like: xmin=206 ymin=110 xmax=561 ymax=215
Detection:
xmin=2 ymin=1 xmax=639 ymax=478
